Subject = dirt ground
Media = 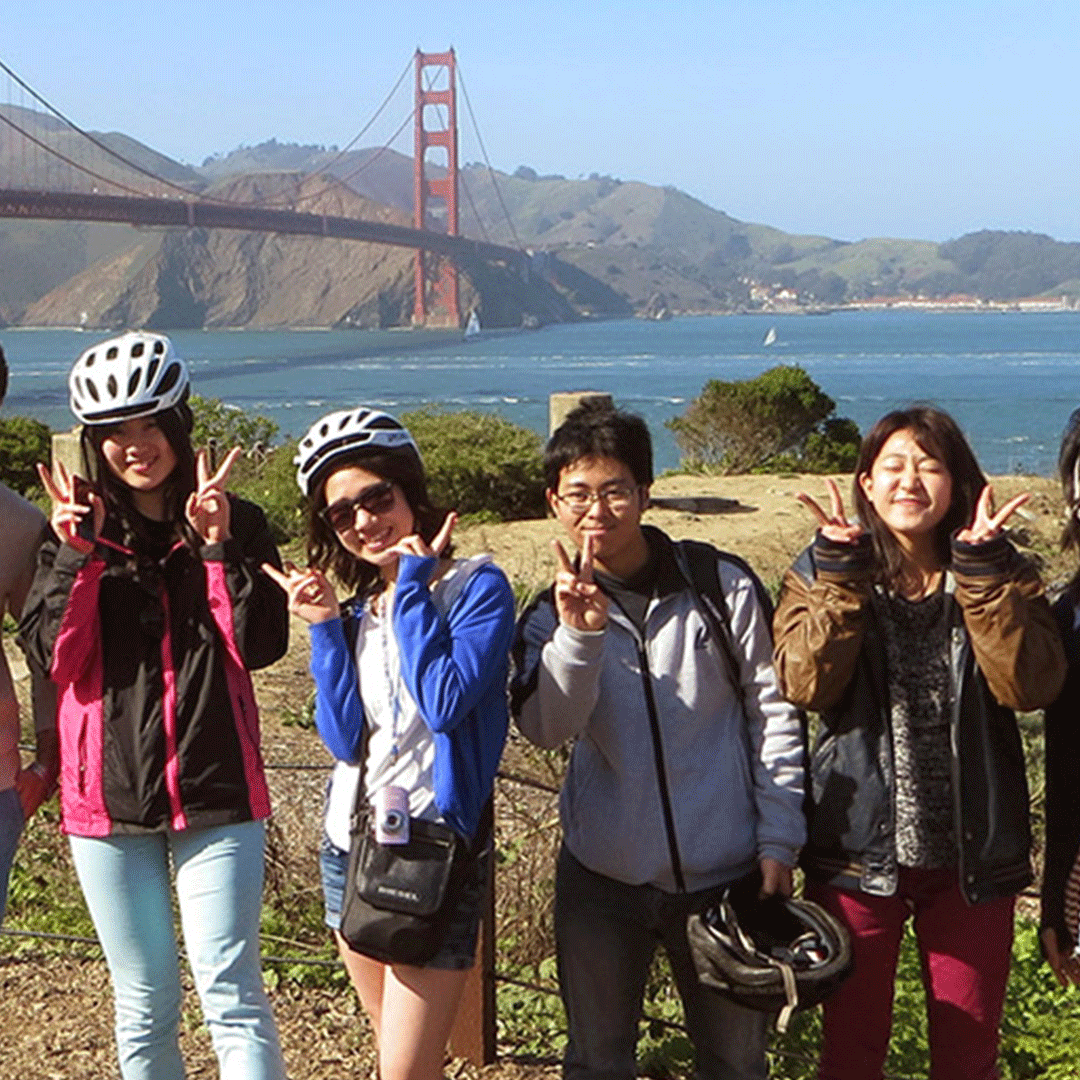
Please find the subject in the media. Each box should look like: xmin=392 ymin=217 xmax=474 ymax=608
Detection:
xmin=457 ymin=471 xmax=1069 ymax=592
xmin=0 ymin=471 xmax=1068 ymax=1079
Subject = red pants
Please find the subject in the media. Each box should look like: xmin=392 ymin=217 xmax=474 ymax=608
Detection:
xmin=809 ymin=867 xmax=1015 ymax=1080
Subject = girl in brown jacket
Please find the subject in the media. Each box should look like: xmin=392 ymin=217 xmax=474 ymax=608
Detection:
xmin=773 ymin=406 xmax=1064 ymax=1080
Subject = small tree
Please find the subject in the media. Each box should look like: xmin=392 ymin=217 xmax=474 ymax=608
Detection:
xmin=188 ymin=396 xmax=302 ymax=543
xmin=668 ymin=366 xmax=859 ymax=474
xmin=190 ymin=395 xmax=278 ymax=461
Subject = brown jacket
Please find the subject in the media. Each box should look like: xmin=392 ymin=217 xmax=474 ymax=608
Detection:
xmin=773 ymin=531 xmax=1065 ymax=901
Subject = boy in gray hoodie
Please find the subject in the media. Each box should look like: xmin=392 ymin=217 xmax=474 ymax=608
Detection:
xmin=511 ymin=400 xmax=805 ymax=1080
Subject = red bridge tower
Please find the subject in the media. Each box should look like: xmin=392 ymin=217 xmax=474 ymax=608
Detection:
xmin=413 ymin=49 xmax=460 ymax=328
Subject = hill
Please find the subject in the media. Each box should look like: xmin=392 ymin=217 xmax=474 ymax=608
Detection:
xmin=4 ymin=111 xmax=1080 ymax=327
xmin=20 ymin=171 xmax=582 ymax=330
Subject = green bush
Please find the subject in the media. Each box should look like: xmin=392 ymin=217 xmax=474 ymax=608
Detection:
xmin=190 ymin=395 xmax=278 ymax=458
xmin=186 ymin=397 xmax=303 ymax=544
xmin=766 ymin=417 xmax=862 ymax=475
xmin=402 ymin=408 xmax=546 ymax=521
xmin=799 ymin=417 xmax=861 ymax=474
xmin=668 ymin=366 xmax=860 ymax=475
xmin=226 ymin=441 xmax=305 ymax=546
xmin=0 ymin=414 xmax=52 ymax=497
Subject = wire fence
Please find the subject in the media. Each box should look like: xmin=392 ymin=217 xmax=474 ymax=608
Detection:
xmin=0 ymin=754 xmax=949 ymax=1080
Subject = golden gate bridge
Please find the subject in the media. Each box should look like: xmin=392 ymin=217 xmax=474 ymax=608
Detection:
xmin=0 ymin=49 xmax=527 ymax=327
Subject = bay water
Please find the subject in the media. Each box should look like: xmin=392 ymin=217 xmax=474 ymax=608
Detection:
xmin=3 ymin=309 xmax=1080 ymax=476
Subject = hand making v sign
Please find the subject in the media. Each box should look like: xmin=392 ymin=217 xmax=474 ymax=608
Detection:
xmin=551 ymin=532 xmax=608 ymax=632
xmin=954 ymin=484 xmax=1029 ymax=544
xmin=186 ymin=446 xmax=242 ymax=544
xmin=37 ymin=459 xmax=104 ymax=554
xmin=794 ymin=477 xmax=866 ymax=545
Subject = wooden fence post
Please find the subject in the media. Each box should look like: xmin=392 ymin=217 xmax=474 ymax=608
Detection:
xmin=450 ymin=392 xmax=616 ymax=1065
xmin=449 ymin=843 xmax=497 ymax=1064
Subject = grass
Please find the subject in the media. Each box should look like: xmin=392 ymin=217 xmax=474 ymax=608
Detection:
xmin=5 ymin=474 xmax=1079 ymax=1078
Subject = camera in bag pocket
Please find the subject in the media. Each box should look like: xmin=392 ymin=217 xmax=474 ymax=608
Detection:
xmin=374 ymin=785 xmax=410 ymax=845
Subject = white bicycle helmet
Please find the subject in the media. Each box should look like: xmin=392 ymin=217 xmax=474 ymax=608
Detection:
xmin=294 ymin=407 xmax=420 ymax=495
xmin=69 ymin=331 xmax=189 ymax=424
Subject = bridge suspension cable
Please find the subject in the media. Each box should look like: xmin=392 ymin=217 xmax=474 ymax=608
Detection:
xmin=457 ymin=61 xmax=523 ymax=253
xmin=0 ymin=53 xmax=424 ymax=214
xmin=0 ymin=51 xmax=528 ymax=290
xmin=0 ymin=57 xmax=202 ymax=200
xmin=238 ymin=53 xmax=418 ymax=210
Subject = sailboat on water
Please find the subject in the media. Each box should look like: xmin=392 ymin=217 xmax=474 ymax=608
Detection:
xmin=464 ymin=309 xmax=482 ymax=340
xmin=763 ymin=326 xmax=777 ymax=346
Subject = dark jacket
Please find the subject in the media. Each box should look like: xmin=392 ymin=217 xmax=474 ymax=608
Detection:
xmin=19 ymin=497 xmax=288 ymax=837
xmin=774 ymin=531 xmax=1065 ymax=904
xmin=1041 ymin=591 xmax=1080 ymax=948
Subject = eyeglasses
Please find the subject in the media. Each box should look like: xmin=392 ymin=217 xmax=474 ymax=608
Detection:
xmin=552 ymin=485 xmax=639 ymax=516
xmin=320 ymin=480 xmax=397 ymax=532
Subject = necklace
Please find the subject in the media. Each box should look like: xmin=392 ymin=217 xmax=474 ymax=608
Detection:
xmin=376 ymin=587 xmax=401 ymax=762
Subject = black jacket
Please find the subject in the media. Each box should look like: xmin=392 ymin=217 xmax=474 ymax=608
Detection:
xmin=19 ymin=496 xmax=288 ymax=836
xmin=1041 ymin=592 xmax=1080 ymax=947
xmin=774 ymin=532 xmax=1065 ymax=904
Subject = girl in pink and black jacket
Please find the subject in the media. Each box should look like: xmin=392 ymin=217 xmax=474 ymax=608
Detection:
xmin=19 ymin=331 xmax=288 ymax=1080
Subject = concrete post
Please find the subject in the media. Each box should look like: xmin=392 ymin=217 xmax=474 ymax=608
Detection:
xmin=548 ymin=391 xmax=612 ymax=436
xmin=51 ymin=427 xmax=86 ymax=477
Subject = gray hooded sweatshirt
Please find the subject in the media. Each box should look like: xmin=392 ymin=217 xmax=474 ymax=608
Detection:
xmin=511 ymin=528 xmax=806 ymax=894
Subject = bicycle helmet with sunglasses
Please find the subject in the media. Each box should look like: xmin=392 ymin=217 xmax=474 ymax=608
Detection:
xmin=69 ymin=331 xmax=189 ymax=425
xmin=294 ymin=408 xmax=419 ymax=495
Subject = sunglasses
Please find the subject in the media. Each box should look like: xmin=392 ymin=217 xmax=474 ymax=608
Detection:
xmin=320 ymin=480 xmax=397 ymax=532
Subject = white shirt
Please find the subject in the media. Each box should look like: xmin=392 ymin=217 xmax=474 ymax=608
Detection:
xmin=323 ymin=555 xmax=493 ymax=850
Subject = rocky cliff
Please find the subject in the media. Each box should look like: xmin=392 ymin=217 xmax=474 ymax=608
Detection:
xmin=21 ymin=171 xmax=580 ymax=330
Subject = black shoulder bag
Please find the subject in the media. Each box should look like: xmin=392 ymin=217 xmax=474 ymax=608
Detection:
xmin=340 ymin=799 xmax=473 ymax=965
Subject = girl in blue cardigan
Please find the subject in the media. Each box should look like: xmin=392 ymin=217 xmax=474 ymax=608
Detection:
xmin=265 ymin=407 xmax=514 ymax=1080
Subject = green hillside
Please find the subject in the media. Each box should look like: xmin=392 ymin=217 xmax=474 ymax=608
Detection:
xmin=3 ymin=108 xmax=1080 ymax=324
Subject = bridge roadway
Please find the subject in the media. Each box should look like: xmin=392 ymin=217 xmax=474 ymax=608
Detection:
xmin=0 ymin=188 xmax=527 ymax=270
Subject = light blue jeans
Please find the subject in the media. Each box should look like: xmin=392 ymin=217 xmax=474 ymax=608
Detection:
xmin=0 ymin=787 xmax=23 ymax=924
xmin=70 ymin=820 xmax=285 ymax=1080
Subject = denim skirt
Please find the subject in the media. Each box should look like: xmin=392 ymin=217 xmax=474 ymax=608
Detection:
xmin=319 ymin=832 xmax=488 ymax=970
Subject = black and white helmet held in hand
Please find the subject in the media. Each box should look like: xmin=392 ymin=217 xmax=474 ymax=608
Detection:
xmin=69 ymin=331 xmax=189 ymax=425
xmin=294 ymin=407 xmax=419 ymax=495
xmin=687 ymin=875 xmax=853 ymax=1032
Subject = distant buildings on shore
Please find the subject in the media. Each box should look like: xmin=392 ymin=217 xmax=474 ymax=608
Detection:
xmin=745 ymin=280 xmax=1078 ymax=314
xmin=844 ymin=294 xmax=1077 ymax=312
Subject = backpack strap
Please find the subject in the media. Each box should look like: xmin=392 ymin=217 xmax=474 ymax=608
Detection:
xmin=671 ymin=538 xmax=775 ymax=713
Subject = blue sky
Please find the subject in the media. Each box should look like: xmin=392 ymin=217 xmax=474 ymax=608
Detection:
xmin=3 ymin=0 xmax=1078 ymax=243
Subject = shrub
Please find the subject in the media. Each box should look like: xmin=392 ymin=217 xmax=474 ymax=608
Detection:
xmin=0 ymin=414 xmax=52 ymax=497
xmin=190 ymin=395 xmax=278 ymax=459
xmin=186 ymin=397 xmax=302 ymax=544
xmin=402 ymin=409 xmax=546 ymax=521
xmin=799 ymin=417 xmax=861 ymax=474
xmin=668 ymin=366 xmax=859 ymax=474
xmin=226 ymin=441 xmax=304 ymax=546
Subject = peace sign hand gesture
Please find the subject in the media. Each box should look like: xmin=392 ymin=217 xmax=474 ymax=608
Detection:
xmin=795 ymin=478 xmax=866 ymax=545
xmin=261 ymin=561 xmax=340 ymax=625
xmin=37 ymin=460 xmax=104 ymax=554
xmin=954 ymin=485 xmax=1029 ymax=545
xmin=186 ymin=447 xmax=242 ymax=544
xmin=552 ymin=533 xmax=609 ymax=632
xmin=387 ymin=510 xmax=458 ymax=569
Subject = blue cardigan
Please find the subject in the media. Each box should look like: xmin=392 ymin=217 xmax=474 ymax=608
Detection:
xmin=308 ymin=553 xmax=515 ymax=840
